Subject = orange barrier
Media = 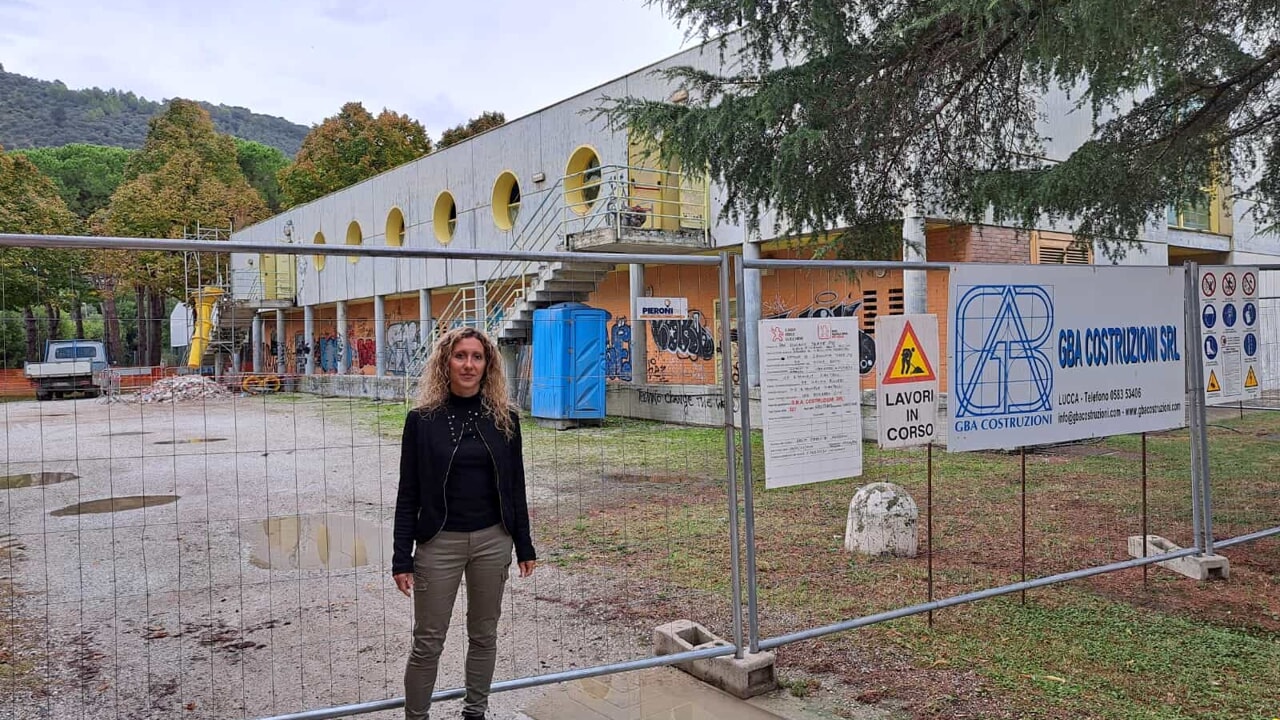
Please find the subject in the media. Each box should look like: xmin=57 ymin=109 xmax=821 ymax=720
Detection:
xmin=0 ymin=366 xmax=184 ymax=398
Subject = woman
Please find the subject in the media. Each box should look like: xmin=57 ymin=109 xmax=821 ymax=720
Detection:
xmin=392 ymin=326 xmax=537 ymax=720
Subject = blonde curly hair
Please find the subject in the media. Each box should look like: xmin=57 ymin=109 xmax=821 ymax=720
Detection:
xmin=414 ymin=326 xmax=516 ymax=437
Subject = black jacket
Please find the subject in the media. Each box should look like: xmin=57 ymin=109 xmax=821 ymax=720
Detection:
xmin=392 ymin=405 xmax=536 ymax=575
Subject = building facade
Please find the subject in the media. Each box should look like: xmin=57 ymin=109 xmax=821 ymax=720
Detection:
xmin=224 ymin=37 xmax=1280 ymax=418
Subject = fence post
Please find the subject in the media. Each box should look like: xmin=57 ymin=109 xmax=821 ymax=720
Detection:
xmin=717 ymin=252 xmax=746 ymax=658
xmin=1183 ymin=262 xmax=1208 ymax=554
xmin=734 ymin=254 xmax=762 ymax=654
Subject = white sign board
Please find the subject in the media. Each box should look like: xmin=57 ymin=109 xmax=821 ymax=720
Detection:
xmin=757 ymin=317 xmax=863 ymax=489
xmin=948 ymin=265 xmax=1187 ymax=452
xmin=876 ymin=314 xmax=940 ymax=448
xmin=634 ymin=297 xmax=689 ymax=321
xmin=1198 ymin=266 xmax=1261 ymax=405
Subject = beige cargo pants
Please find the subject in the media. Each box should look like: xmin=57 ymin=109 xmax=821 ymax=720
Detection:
xmin=404 ymin=524 xmax=512 ymax=719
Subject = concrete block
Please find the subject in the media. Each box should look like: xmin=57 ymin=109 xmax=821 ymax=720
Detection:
xmin=653 ymin=619 xmax=777 ymax=699
xmin=845 ymin=482 xmax=918 ymax=558
xmin=1127 ymin=534 xmax=1229 ymax=580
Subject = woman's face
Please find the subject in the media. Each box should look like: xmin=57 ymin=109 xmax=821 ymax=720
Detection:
xmin=448 ymin=337 xmax=487 ymax=397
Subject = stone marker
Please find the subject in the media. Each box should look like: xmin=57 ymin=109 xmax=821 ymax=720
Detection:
xmin=844 ymin=482 xmax=919 ymax=557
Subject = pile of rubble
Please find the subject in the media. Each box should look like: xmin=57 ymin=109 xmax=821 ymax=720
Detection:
xmin=132 ymin=376 xmax=233 ymax=404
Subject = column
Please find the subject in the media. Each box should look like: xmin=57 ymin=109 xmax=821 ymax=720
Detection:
xmin=275 ymin=309 xmax=286 ymax=375
xmin=303 ymin=305 xmax=315 ymax=375
xmin=629 ymin=263 xmax=647 ymax=384
xmin=499 ymin=343 xmax=520 ymax=403
xmin=374 ymin=294 xmax=386 ymax=377
xmin=251 ymin=314 xmax=263 ymax=373
xmin=742 ymin=238 xmax=763 ymax=387
xmin=419 ymin=289 xmax=431 ymax=346
xmin=903 ymin=194 xmax=929 ymax=315
xmin=336 ymin=300 xmax=348 ymax=374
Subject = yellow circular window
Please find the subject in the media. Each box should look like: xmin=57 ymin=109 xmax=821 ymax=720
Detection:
xmin=345 ymin=220 xmax=362 ymax=264
xmin=565 ymin=146 xmax=602 ymax=215
xmin=313 ymin=231 xmax=327 ymax=271
xmin=491 ymin=171 xmax=521 ymax=230
xmin=386 ymin=207 xmax=405 ymax=247
xmin=434 ymin=191 xmax=457 ymax=244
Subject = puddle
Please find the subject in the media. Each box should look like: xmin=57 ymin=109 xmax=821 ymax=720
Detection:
xmin=154 ymin=438 xmax=227 ymax=445
xmin=2 ymin=471 xmax=79 ymax=489
xmin=50 ymin=495 xmax=179 ymax=516
xmin=239 ymin=514 xmax=388 ymax=571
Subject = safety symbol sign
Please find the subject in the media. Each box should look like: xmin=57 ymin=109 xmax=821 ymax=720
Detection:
xmin=1202 ymin=304 xmax=1217 ymax=329
xmin=1201 ymin=272 xmax=1216 ymax=297
xmin=1223 ymin=303 xmax=1237 ymax=328
xmin=882 ymin=321 xmax=937 ymax=384
xmin=1200 ymin=265 xmax=1261 ymax=405
xmin=1245 ymin=367 xmax=1259 ymax=389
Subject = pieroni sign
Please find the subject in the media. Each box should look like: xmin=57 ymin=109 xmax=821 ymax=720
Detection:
xmin=634 ymin=297 xmax=689 ymax=320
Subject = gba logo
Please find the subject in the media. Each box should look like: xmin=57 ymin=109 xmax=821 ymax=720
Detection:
xmin=954 ymin=285 xmax=1054 ymax=418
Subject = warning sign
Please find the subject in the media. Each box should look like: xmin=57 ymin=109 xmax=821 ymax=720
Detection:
xmin=876 ymin=314 xmax=940 ymax=449
xmin=1201 ymin=272 xmax=1216 ymax=297
xmin=1200 ymin=265 xmax=1261 ymax=405
xmin=882 ymin=321 xmax=937 ymax=384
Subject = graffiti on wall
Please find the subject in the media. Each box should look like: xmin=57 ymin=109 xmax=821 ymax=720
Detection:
xmin=650 ymin=309 xmax=716 ymax=361
xmin=385 ymin=321 xmax=421 ymax=376
xmin=605 ymin=316 xmax=632 ymax=382
xmin=764 ymin=290 xmax=876 ymax=374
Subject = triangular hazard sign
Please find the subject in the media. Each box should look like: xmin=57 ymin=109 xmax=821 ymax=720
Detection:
xmin=883 ymin=321 xmax=937 ymax=384
xmin=1207 ymin=369 xmax=1221 ymax=393
xmin=1245 ymin=366 xmax=1258 ymax=388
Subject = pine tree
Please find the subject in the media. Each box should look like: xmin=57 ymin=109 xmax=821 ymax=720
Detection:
xmin=604 ymin=0 xmax=1280 ymax=258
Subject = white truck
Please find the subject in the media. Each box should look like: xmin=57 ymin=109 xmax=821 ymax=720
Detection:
xmin=23 ymin=340 xmax=109 ymax=400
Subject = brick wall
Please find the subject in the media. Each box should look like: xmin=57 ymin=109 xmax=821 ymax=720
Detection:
xmin=967 ymin=225 xmax=1032 ymax=263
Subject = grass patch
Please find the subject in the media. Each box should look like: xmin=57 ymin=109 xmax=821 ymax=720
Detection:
xmin=306 ymin=394 xmax=1280 ymax=718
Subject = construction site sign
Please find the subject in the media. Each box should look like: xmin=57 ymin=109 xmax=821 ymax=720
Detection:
xmin=757 ymin=316 xmax=863 ymax=489
xmin=876 ymin=314 xmax=940 ymax=448
xmin=1199 ymin=266 xmax=1261 ymax=405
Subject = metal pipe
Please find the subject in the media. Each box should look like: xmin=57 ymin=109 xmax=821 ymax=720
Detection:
xmin=742 ymin=257 xmax=953 ymax=272
xmin=717 ymin=252 xmax=746 ymax=659
xmin=757 ymin=546 xmax=1205 ymax=650
xmin=1212 ymin=525 xmax=1280 ymax=548
xmin=0 ymin=233 xmax=723 ymax=266
xmin=256 ymin=644 xmax=738 ymax=720
xmin=1183 ymin=263 xmax=1206 ymax=553
xmin=734 ymin=254 xmax=761 ymax=654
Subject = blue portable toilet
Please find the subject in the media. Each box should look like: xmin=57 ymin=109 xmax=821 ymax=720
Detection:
xmin=531 ymin=303 xmax=608 ymax=427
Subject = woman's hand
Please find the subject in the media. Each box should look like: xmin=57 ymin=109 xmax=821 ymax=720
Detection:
xmin=518 ymin=560 xmax=537 ymax=578
xmin=393 ymin=572 xmax=414 ymax=597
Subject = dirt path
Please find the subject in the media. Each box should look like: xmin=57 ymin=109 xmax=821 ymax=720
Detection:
xmin=0 ymin=395 xmax=653 ymax=720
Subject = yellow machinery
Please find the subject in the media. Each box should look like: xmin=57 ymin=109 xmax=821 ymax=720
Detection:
xmin=186 ymin=286 xmax=224 ymax=369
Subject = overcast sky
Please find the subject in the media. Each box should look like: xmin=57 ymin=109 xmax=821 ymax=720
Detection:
xmin=0 ymin=0 xmax=694 ymax=133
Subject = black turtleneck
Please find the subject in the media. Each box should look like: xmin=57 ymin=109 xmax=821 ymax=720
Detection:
xmin=441 ymin=392 xmax=502 ymax=532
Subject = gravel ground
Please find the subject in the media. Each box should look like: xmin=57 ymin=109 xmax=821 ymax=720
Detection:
xmin=0 ymin=394 xmax=652 ymax=720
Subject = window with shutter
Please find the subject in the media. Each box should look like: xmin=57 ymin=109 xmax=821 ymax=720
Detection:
xmin=1032 ymin=231 xmax=1092 ymax=265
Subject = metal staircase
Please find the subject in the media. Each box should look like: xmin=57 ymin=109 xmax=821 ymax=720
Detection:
xmin=408 ymin=164 xmax=711 ymax=379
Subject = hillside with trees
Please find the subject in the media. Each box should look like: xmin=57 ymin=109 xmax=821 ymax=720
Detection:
xmin=0 ymin=64 xmax=308 ymax=156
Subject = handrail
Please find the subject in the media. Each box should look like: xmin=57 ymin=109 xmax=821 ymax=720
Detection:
xmin=419 ymin=163 xmax=713 ymax=376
